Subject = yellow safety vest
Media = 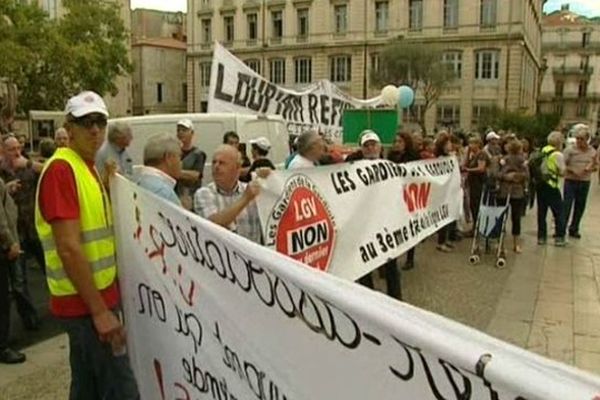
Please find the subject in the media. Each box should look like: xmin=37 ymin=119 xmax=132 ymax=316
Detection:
xmin=541 ymin=145 xmax=560 ymax=189
xmin=35 ymin=148 xmax=117 ymax=296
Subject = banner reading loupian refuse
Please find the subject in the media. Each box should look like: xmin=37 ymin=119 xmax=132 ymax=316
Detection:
xmin=256 ymin=156 xmax=464 ymax=280
xmin=207 ymin=42 xmax=382 ymax=139
xmin=112 ymin=175 xmax=600 ymax=400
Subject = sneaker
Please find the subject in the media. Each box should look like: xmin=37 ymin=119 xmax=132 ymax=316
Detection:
xmin=537 ymin=238 xmax=547 ymax=245
xmin=0 ymin=348 xmax=26 ymax=364
xmin=569 ymin=232 xmax=581 ymax=239
xmin=444 ymin=242 xmax=455 ymax=249
xmin=436 ymin=244 xmax=452 ymax=253
xmin=554 ymin=237 xmax=567 ymax=247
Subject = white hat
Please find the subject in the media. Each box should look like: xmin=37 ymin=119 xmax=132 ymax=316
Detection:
xmin=177 ymin=118 xmax=194 ymax=130
xmin=360 ymin=130 xmax=381 ymax=146
xmin=65 ymin=91 xmax=108 ymax=118
xmin=486 ymin=131 xmax=500 ymax=141
xmin=249 ymin=137 xmax=271 ymax=151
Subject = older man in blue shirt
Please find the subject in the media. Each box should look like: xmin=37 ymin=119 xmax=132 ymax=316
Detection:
xmin=133 ymin=134 xmax=182 ymax=205
xmin=96 ymin=122 xmax=134 ymax=177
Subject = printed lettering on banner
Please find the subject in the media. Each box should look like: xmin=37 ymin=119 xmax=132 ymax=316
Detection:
xmin=111 ymin=175 xmax=600 ymax=400
xmin=207 ymin=42 xmax=382 ymax=140
xmin=265 ymin=174 xmax=336 ymax=270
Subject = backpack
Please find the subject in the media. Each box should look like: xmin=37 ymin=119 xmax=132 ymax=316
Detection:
xmin=528 ymin=149 xmax=556 ymax=185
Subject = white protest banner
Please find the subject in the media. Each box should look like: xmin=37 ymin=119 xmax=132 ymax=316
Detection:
xmin=207 ymin=42 xmax=382 ymax=139
xmin=112 ymin=176 xmax=600 ymax=400
xmin=256 ymin=157 xmax=463 ymax=281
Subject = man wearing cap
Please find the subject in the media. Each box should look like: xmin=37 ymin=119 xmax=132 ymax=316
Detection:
xmin=248 ymin=137 xmax=275 ymax=173
xmin=95 ymin=121 xmax=133 ymax=178
xmin=176 ymin=119 xmax=206 ymax=209
xmin=347 ymin=130 xmax=402 ymax=300
xmin=484 ymin=131 xmax=502 ymax=157
xmin=134 ymin=134 xmax=182 ymax=205
xmin=346 ymin=130 xmax=383 ymax=161
xmin=35 ymin=91 xmax=139 ymax=399
xmin=286 ymin=131 xmax=325 ymax=169
xmin=193 ymin=144 xmax=267 ymax=244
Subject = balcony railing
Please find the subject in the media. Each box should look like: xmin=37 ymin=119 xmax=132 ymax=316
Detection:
xmin=552 ymin=66 xmax=594 ymax=76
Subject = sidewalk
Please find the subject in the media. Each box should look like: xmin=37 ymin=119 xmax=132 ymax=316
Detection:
xmin=485 ymin=186 xmax=600 ymax=373
xmin=2 ymin=182 xmax=600 ymax=398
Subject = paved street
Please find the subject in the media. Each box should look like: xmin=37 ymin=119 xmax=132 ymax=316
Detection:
xmin=2 ymin=182 xmax=600 ymax=398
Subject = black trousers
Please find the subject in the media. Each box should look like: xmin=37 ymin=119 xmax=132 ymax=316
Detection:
xmin=358 ymin=258 xmax=402 ymax=300
xmin=536 ymin=183 xmax=566 ymax=239
xmin=21 ymin=237 xmax=46 ymax=275
xmin=0 ymin=257 xmax=9 ymax=350
xmin=497 ymin=197 xmax=525 ymax=236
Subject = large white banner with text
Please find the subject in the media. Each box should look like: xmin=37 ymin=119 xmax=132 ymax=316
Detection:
xmin=112 ymin=176 xmax=600 ymax=400
xmin=208 ymin=42 xmax=382 ymax=139
xmin=256 ymin=157 xmax=463 ymax=280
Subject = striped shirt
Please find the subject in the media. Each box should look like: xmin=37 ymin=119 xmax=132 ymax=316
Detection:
xmin=193 ymin=181 xmax=262 ymax=244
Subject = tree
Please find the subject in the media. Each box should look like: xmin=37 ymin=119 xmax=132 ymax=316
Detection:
xmin=0 ymin=0 xmax=132 ymax=113
xmin=371 ymin=41 xmax=456 ymax=134
xmin=477 ymin=107 xmax=561 ymax=145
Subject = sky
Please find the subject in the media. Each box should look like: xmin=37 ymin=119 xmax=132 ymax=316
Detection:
xmin=131 ymin=0 xmax=186 ymax=12
xmin=131 ymin=0 xmax=600 ymax=17
xmin=543 ymin=0 xmax=600 ymax=16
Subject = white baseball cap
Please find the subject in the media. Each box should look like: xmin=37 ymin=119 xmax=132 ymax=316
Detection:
xmin=249 ymin=137 xmax=271 ymax=151
xmin=360 ymin=130 xmax=381 ymax=146
xmin=486 ymin=131 xmax=500 ymax=141
xmin=177 ymin=118 xmax=194 ymax=130
xmin=65 ymin=91 xmax=108 ymax=118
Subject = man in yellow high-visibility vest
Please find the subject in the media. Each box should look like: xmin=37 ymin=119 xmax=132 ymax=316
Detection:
xmin=35 ymin=91 xmax=139 ymax=399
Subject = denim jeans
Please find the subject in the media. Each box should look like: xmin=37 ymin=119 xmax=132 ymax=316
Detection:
xmin=563 ymin=179 xmax=591 ymax=234
xmin=536 ymin=183 xmax=566 ymax=239
xmin=59 ymin=312 xmax=139 ymax=400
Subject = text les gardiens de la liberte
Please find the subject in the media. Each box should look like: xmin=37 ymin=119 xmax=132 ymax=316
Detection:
xmin=331 ymin=158 xmax=456 ymax=195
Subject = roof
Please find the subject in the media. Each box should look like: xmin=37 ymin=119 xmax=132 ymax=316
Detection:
xmin=543 ymin=10 xmax=597 ymax=27
xmin=132 ymin=37 xmax=186 ymax=50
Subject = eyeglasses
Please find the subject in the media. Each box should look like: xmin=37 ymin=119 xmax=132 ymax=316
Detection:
xmin=72 ymin=115 xmax=107 ymax=129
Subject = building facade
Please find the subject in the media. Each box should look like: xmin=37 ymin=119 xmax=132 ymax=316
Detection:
xmin=131 ymin=8 xmax=187 ymax=42
xmin=539 ymin=6 xmax=600 ymax=135
xmin=34 ymin=0 xmax=133 ymax=117
xmin=132 ymin=38 xmax=187 ymax=115
xmin=187 ymin=0 xmax=544 ymax=131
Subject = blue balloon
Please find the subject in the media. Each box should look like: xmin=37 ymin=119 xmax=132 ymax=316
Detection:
xmin=398 ymin=85 xmax=415 ymax=109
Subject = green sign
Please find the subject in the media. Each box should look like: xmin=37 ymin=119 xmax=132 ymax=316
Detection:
xmin=342 ymin=108 xmax=399 ymax=145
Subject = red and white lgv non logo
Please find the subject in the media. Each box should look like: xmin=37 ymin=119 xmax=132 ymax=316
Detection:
xmin=403 ymin=182 xmax=431 ymax=213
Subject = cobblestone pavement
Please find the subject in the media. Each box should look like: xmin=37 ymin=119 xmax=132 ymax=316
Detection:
xmin=2 ymin=183 xmax=600 ymax=398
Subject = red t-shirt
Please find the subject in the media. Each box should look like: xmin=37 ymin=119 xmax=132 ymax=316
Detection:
xmin=39 ymin=159 xmax=119 ymax=318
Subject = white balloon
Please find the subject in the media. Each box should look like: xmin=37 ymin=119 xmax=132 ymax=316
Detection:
xmin=380 ymin=85 xmax=398 ymax=106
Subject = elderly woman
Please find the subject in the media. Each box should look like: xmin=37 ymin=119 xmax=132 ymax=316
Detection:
xmin=463 ymin=136 xmax=488 ymax=232
xmin=498 ymin=140 xmax=529 ymax=253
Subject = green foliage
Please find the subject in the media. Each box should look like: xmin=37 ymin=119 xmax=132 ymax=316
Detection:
xmin=0 ymin=0 xmax=131 ymax=113
xmin=477 ymin=107 xmax=561 ymax=146
xmin=371 ymin=41 xmax=457 ymax=134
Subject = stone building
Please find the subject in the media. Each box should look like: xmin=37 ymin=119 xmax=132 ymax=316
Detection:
xmin=539 ymin=5 xmax=600 ymax=135
xmin=132 ymin=37 xmax=187 ymax=115
xmin=187 ymin=0 xmax=545 ymax=131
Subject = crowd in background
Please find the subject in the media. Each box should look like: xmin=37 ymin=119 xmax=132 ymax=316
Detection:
xmin=0 ymin=97 xmax=597 ymax=370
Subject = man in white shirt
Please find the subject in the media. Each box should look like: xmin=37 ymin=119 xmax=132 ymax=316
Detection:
xmin=193 ymin=145 xmax=266 ymax=243
xmin=286 ymin=131 xmax=325 ymax=170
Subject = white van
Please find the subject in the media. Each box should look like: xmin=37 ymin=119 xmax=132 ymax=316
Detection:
xmin=107 ymin=113 xmax=290 ymax=182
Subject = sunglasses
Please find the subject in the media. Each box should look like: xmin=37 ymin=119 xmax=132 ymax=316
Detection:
xmin=72 ymin=115 xmax=108 ymax=129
